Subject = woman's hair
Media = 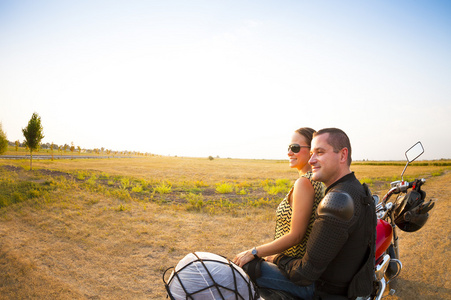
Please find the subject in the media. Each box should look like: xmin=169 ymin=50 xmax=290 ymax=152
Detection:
xmin=295 ymin=127 xmax=316 ymax=147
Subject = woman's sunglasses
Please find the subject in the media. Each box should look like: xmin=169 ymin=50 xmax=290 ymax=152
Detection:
xmin=288 ymin=144 xmax=310 ymax=153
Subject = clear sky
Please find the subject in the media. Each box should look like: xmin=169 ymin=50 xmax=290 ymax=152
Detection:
xmin=1 ymin=0 xmax=450 ymax=161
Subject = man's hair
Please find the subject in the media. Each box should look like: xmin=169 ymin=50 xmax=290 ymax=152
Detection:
xmin=314 ymin=128 xmax=352 ymax=166
xmin=295 ymin=127 xmax=316 ymax=147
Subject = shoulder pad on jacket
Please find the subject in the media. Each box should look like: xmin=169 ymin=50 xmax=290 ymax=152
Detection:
xmin=318 ymin=191 xmax=354 ymax=221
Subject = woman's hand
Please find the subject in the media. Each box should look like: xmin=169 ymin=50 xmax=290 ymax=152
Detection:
xmin=264 ymin=255 xmax=275 ymax=263
xmin=233 ymin=250 xmax=254 ymax=267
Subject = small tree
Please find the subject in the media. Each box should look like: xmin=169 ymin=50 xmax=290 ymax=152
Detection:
xmin=70 ymin=142 xmax=75 ymax=155
xmin=51 ymin=142 xmax=55 ymax=161
xmin=15 ymin=140 xmax=19 ymax=151
xmin=0 ymin=123 xmax=8 ymax=155
xmin=22 ymin=112 xmax=44 ymax=170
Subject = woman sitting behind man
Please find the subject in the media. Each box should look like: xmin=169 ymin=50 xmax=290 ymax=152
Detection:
xmin=233 ymin=127 xmax=325 ymax=299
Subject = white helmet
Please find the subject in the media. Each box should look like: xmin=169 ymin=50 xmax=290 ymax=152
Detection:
xmin=163 ymin=252 xmax=260 ymax=299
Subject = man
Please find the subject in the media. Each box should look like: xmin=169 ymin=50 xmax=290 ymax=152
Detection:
xmin=274 ymin=128 xmax=376 ymax=299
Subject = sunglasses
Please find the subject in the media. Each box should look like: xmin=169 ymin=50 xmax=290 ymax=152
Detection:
xmin=288 ymin=144 xmax=310 ymax=153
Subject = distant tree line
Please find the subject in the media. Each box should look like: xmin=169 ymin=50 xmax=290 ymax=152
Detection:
xmin=5 ymin=139 xmax=153 ymax=157
xmin=0 ymin=113 xmax=154 ymax=169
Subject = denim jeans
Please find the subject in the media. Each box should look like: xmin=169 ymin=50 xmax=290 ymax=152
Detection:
xmin=256 ymin=261 xmax=314 ymax=300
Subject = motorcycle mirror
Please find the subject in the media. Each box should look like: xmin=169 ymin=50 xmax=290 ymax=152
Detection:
xmin=405 ymin=142 xmax=424 ymax=163
xmin=401 ymin=142 xmax=424 ymax=180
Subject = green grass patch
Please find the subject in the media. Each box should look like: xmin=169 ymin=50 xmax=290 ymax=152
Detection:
xmin=0 ymin=173 xmax=58 ymax=208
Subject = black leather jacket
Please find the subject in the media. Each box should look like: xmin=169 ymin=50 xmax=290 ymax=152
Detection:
xmin=274 ymin=172 xmax=376 ymax=298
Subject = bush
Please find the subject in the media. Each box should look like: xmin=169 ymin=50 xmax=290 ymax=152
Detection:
xmin=266 ymin=185 xmax=288 ymax=195
xmin=154 ymin=182 xmax=172 ymax=194
xmin=0 ymin=123 xmax=8 ymax=155
xmin=186 ymin=193 xmax=205 ymax=211
xmin=216 ymin=183 xmax=234 ymax=194
xmin=262 ymin=178 xmax=292 ymax=195
xmin=132 ymin=184 xmax=143 ymax=193
xmin=120 ymin=178 xmax=130 ymax=189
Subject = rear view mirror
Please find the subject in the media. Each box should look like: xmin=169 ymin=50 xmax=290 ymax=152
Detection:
xmin=401 ymin=141 xmax=424 ymax=180
xmin=405 ymin=142 xmax=424 ymax=163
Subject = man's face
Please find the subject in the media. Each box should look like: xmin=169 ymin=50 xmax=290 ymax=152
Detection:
xmin=309 ymin=133 xmax=342 ymax=187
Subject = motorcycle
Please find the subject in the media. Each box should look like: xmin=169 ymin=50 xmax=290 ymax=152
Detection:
xmin=368 ymin=141 xmax=435 ymax=300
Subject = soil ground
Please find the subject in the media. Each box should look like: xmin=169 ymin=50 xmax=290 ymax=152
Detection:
xmin=0 ymin=160 xmax=449 ymax=299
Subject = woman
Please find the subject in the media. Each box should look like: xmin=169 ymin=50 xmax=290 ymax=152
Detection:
xmin=233 ymin=127 xmax=324 ymax=299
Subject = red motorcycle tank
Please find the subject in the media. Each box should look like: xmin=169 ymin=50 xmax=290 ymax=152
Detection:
xmin=375 ymin=219 xmax=393 ymax=259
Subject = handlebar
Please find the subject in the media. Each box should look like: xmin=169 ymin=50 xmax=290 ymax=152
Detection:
xmin=381 ymin=178 xmax=426 ymax=203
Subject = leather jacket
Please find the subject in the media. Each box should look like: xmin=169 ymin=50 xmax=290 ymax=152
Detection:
xmin=274 ymin=172 xmax=376 ymax=298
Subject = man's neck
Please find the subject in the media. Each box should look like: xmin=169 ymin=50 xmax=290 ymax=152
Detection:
xmin=325 ymin=170 xmax=353 ymax=193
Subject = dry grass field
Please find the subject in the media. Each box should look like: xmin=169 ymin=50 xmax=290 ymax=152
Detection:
xmin=0 ymin=156 xmax=449 ymax=299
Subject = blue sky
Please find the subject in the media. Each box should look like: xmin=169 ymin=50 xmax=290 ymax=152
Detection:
xmin=1 ymin=0 xmax=450 ymax=160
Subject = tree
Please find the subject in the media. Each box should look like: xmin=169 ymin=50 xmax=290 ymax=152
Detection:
xmin=51 ymin=142 xmax=55 ymax=161
xmin=70 ymin=142 xmax=75 ymax=154
xmin=22 ymin=112 xmax=44 ymax=170
xmin=0 ymin=123 xmax=8 ymax=155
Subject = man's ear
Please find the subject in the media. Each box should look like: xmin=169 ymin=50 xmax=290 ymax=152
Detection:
xmin=339 ymin=148 xmax=348 ymax=164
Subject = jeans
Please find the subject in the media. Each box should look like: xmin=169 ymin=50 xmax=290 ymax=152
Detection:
xmin=256 ymin=261 xmax=314 ymax=300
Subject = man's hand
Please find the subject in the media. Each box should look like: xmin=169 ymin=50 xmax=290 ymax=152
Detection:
xmin=233 ymin=250 xmax=254 ymax=267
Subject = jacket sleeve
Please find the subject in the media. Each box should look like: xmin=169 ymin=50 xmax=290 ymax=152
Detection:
xmin=275 ymin=191 xmax=355 ymax=286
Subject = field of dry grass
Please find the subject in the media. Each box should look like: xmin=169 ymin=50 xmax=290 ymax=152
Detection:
xmin=0 ymin=156 xmax=449 ymax=299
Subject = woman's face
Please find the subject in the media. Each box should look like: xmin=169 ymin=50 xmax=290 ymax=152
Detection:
xmin=288 ymin=132 xmax=311 ymax=171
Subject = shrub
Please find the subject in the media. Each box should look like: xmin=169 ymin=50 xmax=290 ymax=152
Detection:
xmin=262 ymin=178 xmax=292 ymax=195
xmin=216 ymin=183 xmax=234 ymax=194
xmin=360 ymin=178 xmax=374 ymax=186
xmin=132 ymin=184 xmax=143 ymax=193
xmin=0 ymin=123 xmax=8 ymax=155
xmin=236 ymin=188 xmax=247 ymax=195
xmin=187 ymin=187 xmax=203 ymax=194
xmin=120 ymin=178 xmax=130 ymax=190
xmin=194 ymin=180 xmax=209 ymax=187
xmin=266 ymin=185 xmax=288 ymax=195
xmin=77 ymin=171 xmax=87 ymax=180
xmin=99 ymin=172 xmax=109 ymax=180
xmin=86 ymin=175 xmax=97 ymax=186
xmin=260 ymin=179 xmax=273 ymax=188
xmin=117 ymin=204 xmax=129 ymax=211
xmin=154 ymin=182 xmax=172 ymax=194
xmin=275 ymin=178 xmax=291 ymax=186
xmin=186 ymin=193 xmax=204 ymax=211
